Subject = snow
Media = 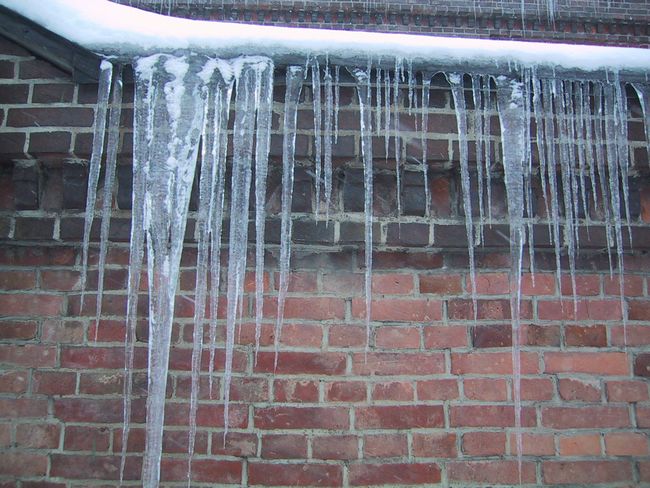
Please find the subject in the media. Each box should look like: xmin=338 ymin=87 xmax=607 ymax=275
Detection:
xmin=2 ymin=0 xmax=650 ymax=75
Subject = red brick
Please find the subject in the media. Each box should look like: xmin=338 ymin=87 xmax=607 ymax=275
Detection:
xmin=355 ymin=405 xmax=444 ymax=429
xmin=7 ymin=107 xmax=94 ymax=127
xmin=351 ymin=298 xmax=442 ymax=321
xmin=522 ymin=324 xmax=561 ymax=346
xmin=417 ymin=379 xmax=459 ymax=400
xmin=50 ymin=454 xmax=141 ymax=480
xmin=605 ymin=432 xmax=648 ymax=456
xmin=375 ymin=325 xmax=420 ymax=348
xmin=542 ymin=406 xmax=629 ymax=429
xmin=0 ymin=247 xmax=75 ymax=266
xmin=462 ymin=431 xmax=506 ymax=455
xmin=16 ymin=423 xmax=60 ymax=448
xmin=364 ymin=434 xmax=408 ymax=458
xmin=229 ymin=377 xmax=269 ymax=402
xmin=520 ymin=273 xmax=556 ymax=295
xmin=560 ymin=274 xmax=601 ymax=296
xmin=450 ymin=405 xmax=535 ymax=427
xmin=79 ymin=372 xmax=126 ymax=395
xmin=165 ymin=403 xmax=247 ymax=429
xmin=544 ymin=352 xmax=628 ymax=375
xmin=538 ymin=299 xmax=622 ymax=320
xmin=470 ymin=273 xmax=510 ymax=294
xmin=254 ymin=407 xmax=348 ymax=430
xmin=327 ymin=324 xmax=366 ymax=347
xmin=325 ymin=381 xmax=367 ymax=402
xmin=411 ymin=432 xmax=457 ymax=458
xmin=0 ymin=453 xmax=48 ymax=477
xmin=353 ymin=352 xmax=445 ymax=375
xmin=629 ymin=300 xmax=650 ymax=321
xmin=371 ymin=381 xmax=414 ymax=401
xmin=0 ymin=270 xmax=36 ymax=290
xmin=638 ymin=406 xmax=650 ymax=427
xmin=273 ymin=379 xmax=319 ymax=402
xmin=161 ymin=459 xmax=241 ymax=483
xmin=558 ymin=434 xmax=601 ymax=456
xmin=558 ymin=378 xmax=601 ymax=401
xmin=543 ymin=460 xmax=632 ymax=484
xmin=448 ymin=298 xmax=532 ymax=320
xmin=510 ymin=433 xmax=555 ymax=456
xmin=640 ymin=461 xmax=650 ymax=482
xmin=471 ymin=323 xmax=512 ymax=348
xmin=565 ymin=324 xmax=607 ymax=347
xmin=635 ymin=353 xmax=650 ymax=377
xmin=0 ymin=344 xmax=56 ymax=367
xmin=61 ymin=346 xmax=146 ymax=369
xmin=419 ymin=274 xmax=463 ymax=294
xmin=54 ymin=398 xmax=143 ymax=423
xmin=448 ymin=460 xmax=536 ymax=484
xmin=0 ymin=293 xmax=64 ymax=316
xmin=273 ymin=271 xmax=317 ymax=292
xmin=248 ymin=463 xmax=342 ymax=486
xmin=606 ymin=380 xmax=649 ymax=402
xmin=464 ymin=378 xmax=508 ymax=401
xmin=451 ymin=351 xmax=538 ymax=374
xmin=264 ymin=297 xmax=344 ymax=320
xmin=611 ymin=325 xmax=650 ymax=346
xmin=0 ymin=423 xmax=9 ymax=448
xmin=0 ymin=369 xmax=28 ymax=393
xmin=349 ymin=463 xmax=441 ymax=486
xmin=604 ymin=275 xmax=644 ymax=296
xmin=423 ymin=325 xmax=468 ymax=348
xmin=261 ymin=434 xmax=308 ymax=459
xmin=312 ymin=435 xmax=358 ymax=460
xmin=0 ymin=320 xmax=38 ymax=340
xmin=41 ymin=319 xmax=84 ymax=343
xmin=64 ymin=425 xmax=110 ymax=451
xmin=255 ymin=351 xmax=345 ymax=375
xmin=40 ymin=270 xmax=81 ymax=290
xmin=32 ymin=371 xmax=76 ymax=396
xmin=321 ymin=272 xmax=364 ymax=294
xmin=211 ymin=432 xmax=257 ymax=457
xmin=372 ymin=273 xmax=414 ymax=294
xmin=520 ymin=377 xmax=554 ymax=400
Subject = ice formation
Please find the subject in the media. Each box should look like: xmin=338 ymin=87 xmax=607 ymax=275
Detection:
xmin=5 ymin=0 xmax=649 ymax=486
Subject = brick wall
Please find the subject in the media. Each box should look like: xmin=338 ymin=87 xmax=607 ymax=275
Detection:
xmin=115 ymin=0 xmax=650 ymax=48
xmin=1 ymin=30 xmax=650 ymax=487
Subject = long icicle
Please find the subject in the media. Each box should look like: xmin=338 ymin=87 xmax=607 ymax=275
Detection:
xmin=80 ymin=60 xmax=113 ymax=308
xmin=311 ymin=59 xmax=323 ymax=217
xmin=94 ymin=64 xmax=123 ymax=341
xmin=274 ymin=66 xmax=305 ymax=367
xmin=324 ymin=64 xmax=334 ymax=221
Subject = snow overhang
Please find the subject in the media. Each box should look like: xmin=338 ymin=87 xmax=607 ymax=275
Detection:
xmin=0 ymin=0 xmax=649 ymax=82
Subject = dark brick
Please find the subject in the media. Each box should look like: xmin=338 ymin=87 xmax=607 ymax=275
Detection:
xmin=117 ymin=164 xmax=132 ymax=209
xmin=14 ymin=218 xmax=54 ymax=240
xmin=634 ymin=354 xmax=650 ymax=378
xmin=41 ymin=168 xmax=63 ymax=211
xmin=402 ymin=170 xmax=427 ymax=216
xmin=62 ymin=162 xmax=88 ymax=209
xmin=524 ymin=324 xmax=561 ymax=347
xmin=19 ymin=60 xmax=68 ymax=80
xmin=339 ymin=222 xmax=381 ymax=244
xmin=0 ymin=84 xmax=29 ymax=104
xmin=0 ymin=132 xmax=26 ymax=156
xmin=269 ymin=134 xmax=309 ymax=158
xmin=331 ymin=135 xmax=357 ymax=158
xmin=386 ymin=223 xmax=430 ymax=247
xmin=472 ymin=324 xmax=512 ymax=348
xmin=73 ymin=132 xmax=94 ymax=156
xmin=292 ymin=220 xmax=335 ymax=244
xmin=12 ymin=160 xmax=40 ymax=209
xmin=342 ymin=170 xmax=364 ymax=212
xmin=32 ymin=84 xmax=75 ymax=103
xmin=0 ymin=217 xmax=11 ymax=238
xmin=7 ymin=108 xmax=95 ymax=128
xmin=0 ymin=60 xmax=15 ymax=78
xmin=28 ymin=132 xmax=71 ymax=154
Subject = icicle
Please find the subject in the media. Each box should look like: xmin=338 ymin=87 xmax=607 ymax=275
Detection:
xmin=324 ymin=64 xmax=334 ymax=221
xmin=631 ymin=83 xmax=650 ymax=162
xmin=384 ymin=69 xmax=392 ymax=159
xmin=613 ymin=74 xmax=633 ymax=245
xmin=334 ymin=65 xmax=340 ymax=143
xmin=223 ymin=58 xmax=271 ymax=440
xmin=421 ymin=72 xmax=433 ymax=216
xmin=140 ymin=54 xmax=206 ymax=488
xmin=448 ymin=73 xmax=477 ymax=319
xmin=531 ymin=70 xmax=551 ymax=233
xmin=350 ymin=66 xmax=374 ymax=351
xmin=482 ymin=76 xmax=494 ymax=225
xmin=253 ymin=59 xmax=274 ymax=358
xmin=375 ymin=67 xmax=382 ymax=136
xmin=495 ymin=75 xmax=527 ymax=486
xmin=311 ymin=59 xmax=323 ymax=217
xmin=407 ymin=59 xmax=415 ymax=115
xmin=275 ymin=66 xmax=305 ymax=367
xmin=521 ymin=71 xmax=535 ymax=278
xmin=94 ymin=65 xmax=123 ymax=341
xmin=119 ymin=54 xmax=154 ymax=485
xmin=573 ymin=81 xmax=590 ymax=228
xmin=394 ymin=58 xmax=403 ymax=217
xmin=80 ymin=60 xmax=113 ymax=308
xmin=471 ymin=74 xmax=485 ymax=245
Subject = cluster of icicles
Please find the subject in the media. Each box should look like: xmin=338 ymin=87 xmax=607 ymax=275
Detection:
xmin=81 ymin=54 xmax=649 ymax=486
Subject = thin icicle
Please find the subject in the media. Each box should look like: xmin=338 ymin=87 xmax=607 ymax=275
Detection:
xmin=482 ymin=76 xmax=494 ymax=225
xmin=448 ymin=73 xmax=477 ymax=319
xmin=407 ymin=59 xmax=415 ymax=115
xmin=522 ymin=70 xmax=535 ymax=278
xmin=254 ymin=59 xmax=274 ymax=359
xmin=119 ymin=54 xmax=154 ymax=485
xmin=496 ymin=75 xmax=527 ymax=486
xmin=334 ymin=65 xmax=340 ymax=143
xmin=140 ymin=53 xmax=206 ymax=488
xmin=223 ymin=59 xmax=269 ymax=440
xmin=94 ymin=64 xmax=123 ymax=341
xmin=384 ymin=69 xmax=392 ymax=159
xmin=613 ymin=74 xmax=633 ymax=245
xmin=631 ymin=83 xmax=650 ymax=162
xmin=80 ymin=60 xmax=113 ymax=308
xmin=394 ymin=57 xmax=403 ymax=217
xmin=421 ymin=72 xmax=433 ymax=216
xmin=375 ymin=67 xmax=382 ymax=136
xmin=350 ymin=66 xmax=374 ymax=351
xmin=274 ymin=66 xmax=305 ymax=367
xmin=471 ymin=74 xmax=485 ymax=245
xmin=311 ymin=59 xmax=323 ymax=217
xmin=324 ymin=64 xmax=334 ymax=221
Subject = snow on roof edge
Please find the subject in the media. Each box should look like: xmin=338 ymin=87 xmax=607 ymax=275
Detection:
xmin=2 ymin=0 xmax=649 ymax=76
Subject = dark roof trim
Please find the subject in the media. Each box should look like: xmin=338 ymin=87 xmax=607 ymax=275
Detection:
xmin=0 ymin=5 xmax=102 ymax=83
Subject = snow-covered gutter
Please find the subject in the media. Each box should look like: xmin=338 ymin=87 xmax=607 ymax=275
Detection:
xmin=1 ymin=0 xmax=649 ymax=79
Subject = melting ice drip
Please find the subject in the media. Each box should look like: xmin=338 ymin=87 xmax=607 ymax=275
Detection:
xmin=82 ymin=54 xmax=649 ymax=486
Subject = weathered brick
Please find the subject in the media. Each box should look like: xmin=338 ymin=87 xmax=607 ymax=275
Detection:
xmin=462 ymin=431 xmax=506 ymax=456
xmin=349 ymin=463 xmax=441 ymax=486
xmin=565 ymin=324 xmax=607 ymax=347
xmin=364 ymin=434 xmax=408 ymax=458
xmin=248 ymin=462 xmax=342 ymax=486
xmin=356 ymin=405 xmax=444 ymax=429
xmin=558 ymin=378 xmax=601 ymax=402
xmin=325 ymin=381 xmax=367 ymax=402
xmin=254 ymin=406 xmax=349 ymax=430
xmin=16 ymin=423 xmax=60 ymax=449
xmin=545 ymin=352 xmax=628 ymax=376
xmin=261 ymin=434 xmax=308 ymax=459
xmin=312 ymin=435 xmax=358 ymax=460
xmin=542 ymin=406 xmax=629 ymax=429
xmin=558 ymin=433 xmax=601 ymax=456
xmin=448 ymin=461 xmax=536 ymax=484
xmin=604 ymin=432 xmax=648 ymax=456
xmin=542 ymin=460 xmax=632 ymax=484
